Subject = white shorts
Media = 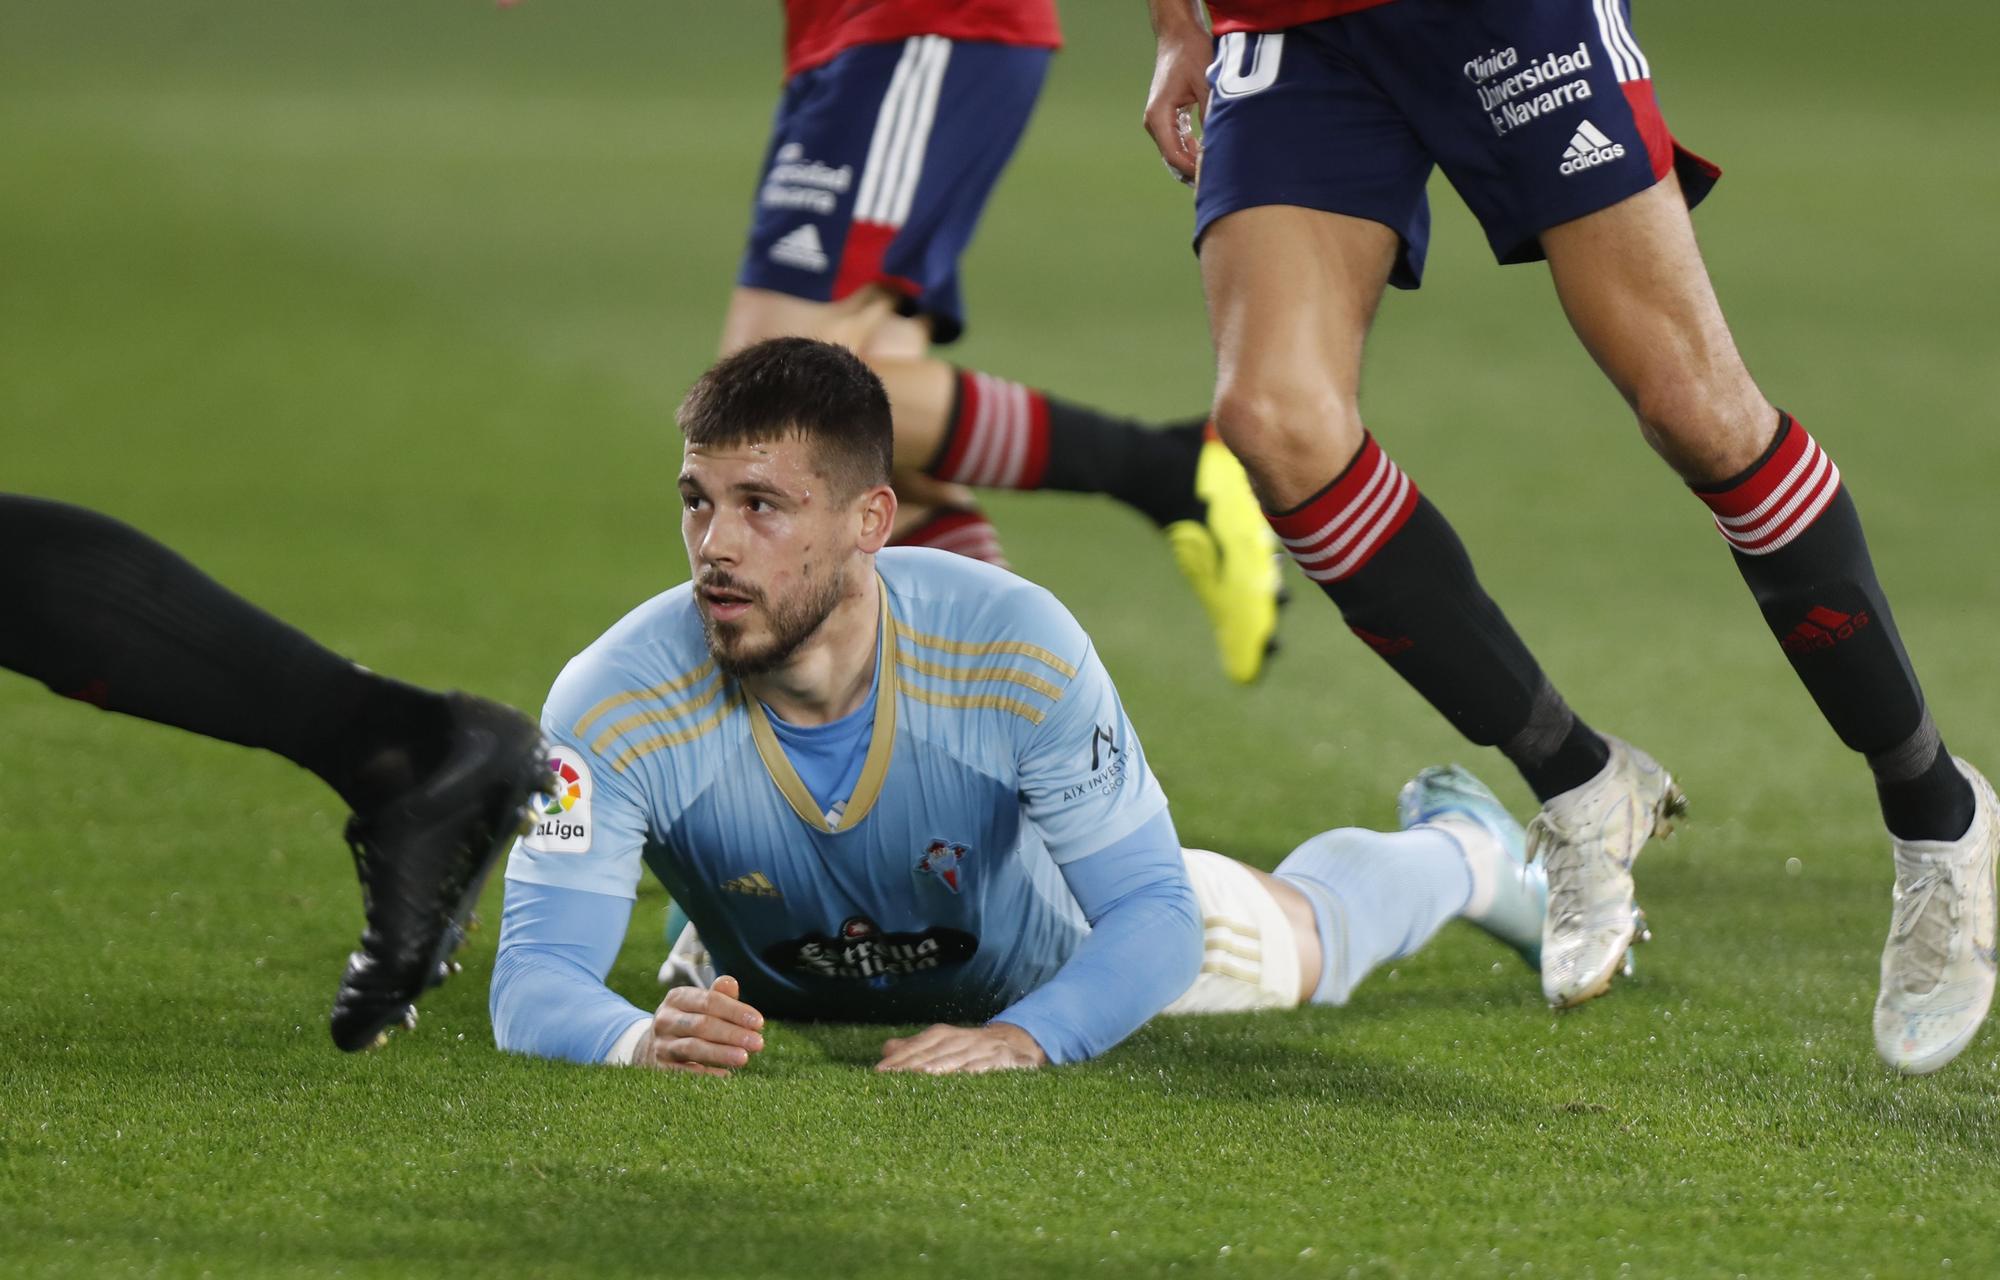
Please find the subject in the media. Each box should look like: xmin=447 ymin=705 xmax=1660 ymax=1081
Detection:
xmin=1160 ymin=847 xmax=1304 ymax=1015
xmin=658 ymin=847 xmax=1305 ymax=1014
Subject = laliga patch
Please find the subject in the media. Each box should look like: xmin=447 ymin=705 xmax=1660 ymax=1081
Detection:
xmin=524 ymin=749 xmax=592 ymax=855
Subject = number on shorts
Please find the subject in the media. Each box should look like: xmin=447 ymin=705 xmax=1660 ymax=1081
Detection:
xmin=1211 ymin=32 xmax=1284 ymax=99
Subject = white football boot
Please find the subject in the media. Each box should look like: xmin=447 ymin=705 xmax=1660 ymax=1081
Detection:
xmin=1873 ymin=759 xmax=1999 ymax=1076
xmin=1532 ymin=736 xmax=1687 ymax=1008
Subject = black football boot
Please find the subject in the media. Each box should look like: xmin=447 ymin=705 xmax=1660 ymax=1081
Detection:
xmin=330 ymin=693 xmax=551 ymax=1051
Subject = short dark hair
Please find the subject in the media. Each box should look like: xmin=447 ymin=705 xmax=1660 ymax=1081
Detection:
xmin=676 ymin=337 xmax=894 ymax=498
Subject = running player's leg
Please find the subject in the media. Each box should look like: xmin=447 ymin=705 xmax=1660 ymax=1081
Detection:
xmin=0 ymin=495 xmax=549 ymax=1050
xmin=1545 ymin=179 xmax=1975 ymax=841
xmin=850 ymin=303 xmax=1014 ymax=566
xmin=1196 ymin=22 xmax=1615 ymax=804
xmin=729 ymin=37 xmax=1279 ymax=680
xmin=1377 ymin=0 xmax=1988 ymax=1057
xmin=1542 ymin=176 xmax=1993 ymax=1073
xmin=1320 ymin=0 xmax=1723 ymax=1010
xmin=726 ymin=285 xmax=1214 ymax=532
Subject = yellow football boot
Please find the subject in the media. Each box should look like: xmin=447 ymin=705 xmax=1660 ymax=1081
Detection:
xmin=1165 ymin=437 xmax=1284 ymax=684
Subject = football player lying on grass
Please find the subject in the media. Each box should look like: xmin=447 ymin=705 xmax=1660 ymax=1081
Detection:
xmin=490 ymin=339 xmax=1545 ymax=1074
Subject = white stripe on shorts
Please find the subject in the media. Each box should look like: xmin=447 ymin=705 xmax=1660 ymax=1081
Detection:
xmin=885 ymin=36 xmax=952 ymax=228
xmin=852 ymin=40 xmax=923 ymax=225
xmin=1592 ymin=0 xmax=1650 ymax=83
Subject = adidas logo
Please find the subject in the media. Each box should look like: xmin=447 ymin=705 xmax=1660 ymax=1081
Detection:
xmin=1780 ymin=605 xmax=1872 ymax=655
xmin=720 ymin=871 xmax=782 ymax=899
xmin=1350 ymin=625 xmax=1413 ymax=658
xmin=768 ymin=224 xmax=828 ymax=272
xmin=1559 ymin=119 xmax=1626 ymax=175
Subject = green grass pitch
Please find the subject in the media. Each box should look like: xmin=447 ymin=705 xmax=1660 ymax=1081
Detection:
xmin=4 ymin=2 xmax=1999 ymax=1275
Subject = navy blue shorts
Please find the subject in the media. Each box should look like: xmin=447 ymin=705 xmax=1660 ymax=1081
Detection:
xmin=736 ymin=36 xmax=1051 ymax=344
xmin=1194 ymin=0 xmax=1720 ymax=288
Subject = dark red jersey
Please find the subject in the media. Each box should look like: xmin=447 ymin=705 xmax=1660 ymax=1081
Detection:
xmin=784 ymin=1 xmax=1061 ymax=78
xmin=1206 ymin=0 xmax=1398 ymax=36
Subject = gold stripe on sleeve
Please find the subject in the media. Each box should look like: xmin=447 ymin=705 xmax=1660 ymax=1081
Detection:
xmin=890 ymin=619 xmax=1077 ymax=679
xmin=899 ymin=682 xmax=1046 ymax=726
xmin=608 ymin=689 xmax=743 ymax=773
xmin=894 ymin=651 xmax=1064 ymax=702
xmin=590 ymin=681 xmax=729 ymax=755
xmin=572 ymin=660 xmax=718 ymax=741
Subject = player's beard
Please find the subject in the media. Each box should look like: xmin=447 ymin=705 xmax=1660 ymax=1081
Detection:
xmin=698 ymin=565 xmax=846 ymax=679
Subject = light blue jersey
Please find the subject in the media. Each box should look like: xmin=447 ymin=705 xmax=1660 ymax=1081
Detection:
xmin=500 ymin=549 xmax=1183 ymax=1047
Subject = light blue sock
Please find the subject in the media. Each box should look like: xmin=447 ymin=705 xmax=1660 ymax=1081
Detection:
xmin=1274 ymin=826 xmax=1472 ymax=1006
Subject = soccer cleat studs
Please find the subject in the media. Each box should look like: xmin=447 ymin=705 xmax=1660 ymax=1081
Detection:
xmin=1658 ymin=785 xmax=1690 ymax=834
xmin=1620 ymin=908 xmax=1652 ymax=978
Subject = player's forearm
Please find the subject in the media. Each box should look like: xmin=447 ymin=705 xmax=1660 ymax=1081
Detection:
xmin=488 ymin=878 xmax=648 ymax=1065
xmin=994 ymin=875 xmax=1201 ymax=1064
xmin=1147 ymin=0 xmax=1208 ymax=38
xmin=993 ymin=814 xmax=1203 ymax=1064
xmin=490 ymin=944 xmax=651 ymax=1064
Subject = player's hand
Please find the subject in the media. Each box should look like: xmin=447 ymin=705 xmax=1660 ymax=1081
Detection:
xmin=636 ymin=974 xmax=766 ymax=1077
xmin=875 ymin=1022 xmax=1048 ymax=1075
xmin=1143 ymin=14 xmax=1212 ymax=186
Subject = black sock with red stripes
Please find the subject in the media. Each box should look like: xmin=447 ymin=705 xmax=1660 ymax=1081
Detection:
xmin=0 ymin=495 xmax=453 ymax=815
xmin=889 ymin=505 xmax=1010 ymax=569
xmin=1693 ymin=412 xmax=1975 ymax=841
xmin=1266 ymin=435 xmax=1609 ymax=802
xmin=925 ymin=370 xmax=1206 ymax=527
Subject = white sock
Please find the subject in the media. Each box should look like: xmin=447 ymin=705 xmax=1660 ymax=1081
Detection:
xmin=1274 ymin=826 xmax=1473 ymax=1006
xmin=1421 ymin=815 xmax=1506 ymax=922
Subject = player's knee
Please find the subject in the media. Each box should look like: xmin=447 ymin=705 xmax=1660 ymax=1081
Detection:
xmin=1626 ymin=368 xmax=1774 ymax=485
xmin=854 ymin=312 xmax=931 ymax=364
xmin=1626 ymin=372 xmax=1715 ymax=445
xmin=1211 ymin=377 xmax=1364 ymax=500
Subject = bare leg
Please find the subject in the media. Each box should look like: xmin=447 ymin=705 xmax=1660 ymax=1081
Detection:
xmin=1199 ymin=205 xmax=1612 ymax=800
xmin=1200 ymin=206 xmax=1393 ymax=509
xmin=1541 ymin=176 xmax=1771 ymax=481
xmin=1543 ymin=177 xmax=1972 ymax=842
